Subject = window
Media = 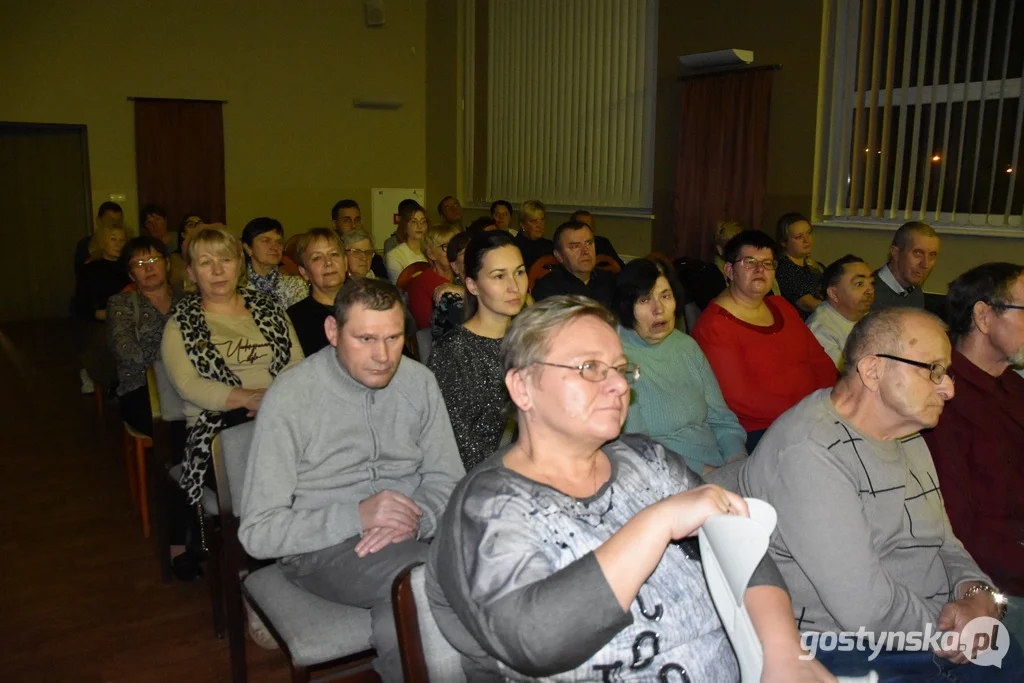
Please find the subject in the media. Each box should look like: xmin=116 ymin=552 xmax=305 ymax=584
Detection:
xmin=462 ymin=0 xmax=658 ymax=212
xmin=816 ymin=0 xmax=1024 ymax=231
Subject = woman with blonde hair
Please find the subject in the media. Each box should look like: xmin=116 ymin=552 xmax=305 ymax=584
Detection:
xmin=407 ymin=223 xmax=462 ymax=330
xmin=162 ymin=227 xmax=303 ymax=508
xmin=74 ymin=220 xmax=130 ymax=392
xmin=385 ymin=201 xmax=430 ymax=283
xmin=513 ymin=199 xmax=553 ymax=270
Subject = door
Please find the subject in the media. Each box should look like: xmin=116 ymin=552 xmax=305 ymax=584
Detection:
xmin=134 ymin=98 xmax=226 ymax=231
xmin=0 ymin=123 xmax=92 ymax=321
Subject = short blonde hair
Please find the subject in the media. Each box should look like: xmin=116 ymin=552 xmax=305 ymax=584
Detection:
xmin=500 ymin=294 xmax=617 ymax=373
xmin=519 ymin=199 xmax=547 ymax=224
xmin=294 ymin=228 xmax=344 ymax=269
xmin=713 ymin=219 xmax=745 ymax=250
xmin=187 ymin=226 xmax=244 ymax=267
xmin=88 ymin=223 xmax=128 ymax=260
xmin=421 ymin=223 xmax=461 ymax=258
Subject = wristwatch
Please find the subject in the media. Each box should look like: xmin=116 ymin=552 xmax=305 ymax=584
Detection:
xmin=962 ymin=583 xmax=1007 ymax=619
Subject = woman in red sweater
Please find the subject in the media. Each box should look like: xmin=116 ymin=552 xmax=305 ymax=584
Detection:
xmin=692 ymin=230 xmax=837 ymax=451
xmin=407 ymin=223 xmax=463 ymax=330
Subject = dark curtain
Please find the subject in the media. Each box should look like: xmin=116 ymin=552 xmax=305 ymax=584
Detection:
xmin=134 ymin=99 xmax=226 ymax=232
xmin=673 ymin=67 xmax=775 ymax=261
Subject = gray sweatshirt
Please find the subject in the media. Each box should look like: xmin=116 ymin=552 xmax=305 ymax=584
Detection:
xmin=238 ymin=346 xmax=466 ymax=560
xmin=735 ymin=389 xmax=988 ymax=634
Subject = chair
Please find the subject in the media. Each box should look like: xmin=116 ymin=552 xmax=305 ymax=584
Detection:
xmin=699 ymin=498 xmax=876 ymax=683
xmin=595 ymin=254 xmax=621 ymax=274
xmin=527 ymin=255 xmax=559 ymax=292
xmin=392 ymin=564 xmax=466 ymax=683
xmin=281 ymin=235 xmax=303 ymax=276
xmin=397 ymin=262 xmax=431 ymax=292
xmin=212 ymin=423 xmax=375 ymax=683
xmin=122 ymin=408 xmax=154 ymax=538
xmin=147 ymin=361 xmax=226 ymax=638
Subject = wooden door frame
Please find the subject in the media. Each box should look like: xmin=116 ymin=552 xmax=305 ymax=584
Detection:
xmin=1 ymin=121 xmax=94 ymax=239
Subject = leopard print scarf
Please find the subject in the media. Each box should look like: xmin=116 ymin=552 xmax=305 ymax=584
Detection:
xmin=172 ymin=289 xmax=292 ymax=504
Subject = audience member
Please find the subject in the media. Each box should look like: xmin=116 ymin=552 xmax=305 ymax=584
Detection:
xmin=287 ymin=228 xmax=348 ymax=355
xmin=725 ymin=308 xmax=1021 ymax=680
xmin=871 ymin=221 xmax=940 ymax=312
xmin=407 ymin=223 xmax=461 ymax=330
xmin=107 ymin=235 xmax=180 ymax=435
xmin=239 ymin=277 xmax=464 ymax=683
xmin=513 ymin=199 xmax=554 ymax=270
xmin=427 ymin=295 xmax=835 ymax=682
xmin=924 ymin=262 xmax=1024 ymax=641
xmin=384 ymin=198 xmax=422 ymax=256
xmin=692 ymin=230 xmax=836 ymax=450
xmin=385 ymin=201 xmax=429 ymax=283
xmin=531 ymin=220 xmax=616 ymax=308
xmin=806 ymin=255 xmax=875 ymax=367
xmin=332 ymin=199 xmax=387 ymax=279
xmin=162 ymin=227 xmax=303 ymax=507
xmin=429 ymin=231 xmax=527 ymax=470
xmin=774 ymin=212 xmax=824 ymax=319
xmin=241 ymin=217 xmax=308 ymax=309
xmin=569 ymin=209 xmax=624 ymax=267
xmin=616 ymin=258 xmax=746 ymax=474
xmin=430 ymin=231 xmax=472 ymax=341
xmin=168 ymin=214 xmax=203 ymax=291
xmin=490 ymin=199 xmax=515 ymax=234
xmin=466 ymin=215 xmax=498 ymax=237
xmin=341 ymin=227 xmax=378 ymax=280
xmin=140 ymin=203 xmax=176 ymax=251
xmin=74 ymin=220 xmax=129 ymax=393
xmin=75 ymin=201 xmax=124 ymax=276
xmin=437 ymin=195 xmax=463 ymax=228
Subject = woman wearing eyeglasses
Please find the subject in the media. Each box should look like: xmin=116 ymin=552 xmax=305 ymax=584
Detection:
xmin=615 ymin=258 xmax=747 ymax=475
xmin=407 ymin=223 xmax=462 ymax=330
xmin=429 ymin=231 xmax=528 ymax=471
xmin=427 ymin=295 xmax=837 ymax=683
xmin=107 ymin=235 xmax=181 ymax=435
xmin=692 ymin=230 xmax=837 ymax=451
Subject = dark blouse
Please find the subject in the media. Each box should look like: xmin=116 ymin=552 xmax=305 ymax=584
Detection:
xmin=428 ymin=326 xmax=506 ymax=471
xmin=106 ymin=290 xmax=180 ymax=396
xmin=286 ymin=295 xmax=335 ymax=356
xmin=774 ymin=256 xmax=823 ymax=320
xmin=74 ymin=259 xmax=130 ymax=321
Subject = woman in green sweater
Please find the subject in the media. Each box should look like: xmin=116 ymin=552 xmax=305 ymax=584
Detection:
xmin=615 ymin=258 xmax=747 ymax=474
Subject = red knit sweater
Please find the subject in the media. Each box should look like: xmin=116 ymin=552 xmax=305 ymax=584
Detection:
xmin=691 ymin=296 xmax=838 ymax=432
xmin=406 ymin=268 xmax=450 ymax=330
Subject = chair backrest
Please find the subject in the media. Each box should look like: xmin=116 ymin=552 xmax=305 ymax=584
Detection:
xmin=151 ymin=360 xmax=186 ymax=422
xmin=397 ymin=262 xmax=431 ymax=292
xmin=698 ymin=499 xmax=876 ymax=683
xmin=527 ymin=255 xmax=559 ymax=292
xmin=595 ymin=254 xmax=621 ymax=274
xmin=392 ymin=563 xmax=466 ymax=683
xmin=213 ymin=422 xmax=256 ymax=518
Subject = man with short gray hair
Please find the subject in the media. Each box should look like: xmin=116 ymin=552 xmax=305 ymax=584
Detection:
xmin=717 ymin=307 xmax=1022 ymax=678
xmin=239 ymin=277 xmax=465 ymax=682
xmin=871 ymin=221 xmax=940 ymax=312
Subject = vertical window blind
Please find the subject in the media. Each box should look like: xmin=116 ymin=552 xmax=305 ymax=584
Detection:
xmin=816 ymin=0 xmax=1024 ymax=230
xmin=477 ymin=0 xmax=658 ymax=211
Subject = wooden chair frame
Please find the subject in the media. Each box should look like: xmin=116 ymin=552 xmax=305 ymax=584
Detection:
xmin=392 ymin=563 xmax=430 ymax=683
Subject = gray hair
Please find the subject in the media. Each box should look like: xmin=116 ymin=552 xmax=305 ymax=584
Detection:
xmin=842 ymin=307 xmax=947 ymax=377
xmin=500 ymin=295 xmax=617 ymax=373
xmin=341 ymin=227 xmax=375 ymax=250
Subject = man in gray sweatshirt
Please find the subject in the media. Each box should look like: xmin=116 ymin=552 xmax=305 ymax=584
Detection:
xmin=238 ymin=277 xmax=465 ymax=682
xmin=720 ymin=307 xmax=1021 ymax=679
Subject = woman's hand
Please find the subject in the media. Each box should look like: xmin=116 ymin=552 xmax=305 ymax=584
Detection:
xmin=657 ymin=484 xmax=748 ymax=541
xmin=433 ymin=283 xmax=465 ymax=305
xmin=242 ymin=388 xmax=266 ymax=416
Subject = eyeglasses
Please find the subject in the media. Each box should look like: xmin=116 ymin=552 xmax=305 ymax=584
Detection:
xmin=438 ymin=242 xmax=450 ymax=253
xmin=533 ymin=360 xmax=641 ymax=384
xmin=732 ymin=257 xmax=779 ymax=271
xmin=131 ymin=255 xmax=164 ymax=268
xmin=988 ymin=301 xmax=1024 ymax=311
xmin=346 ymin=249 xmax=374 ymax=258
xmin=874 ymin=353 xmax=953 ymax=385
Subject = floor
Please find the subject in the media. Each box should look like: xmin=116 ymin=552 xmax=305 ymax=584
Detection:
xmin=0 ymin=319 xmax=378 ymax=683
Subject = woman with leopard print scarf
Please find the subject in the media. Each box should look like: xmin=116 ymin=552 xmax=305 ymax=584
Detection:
xmin=161 ymin=227 xmax=303 ymax=509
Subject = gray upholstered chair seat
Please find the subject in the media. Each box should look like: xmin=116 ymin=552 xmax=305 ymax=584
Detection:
xmin=408 ymin=564 xmax=466 ymax=682
xmin=244 ymin=564 xmax=373 ymax=666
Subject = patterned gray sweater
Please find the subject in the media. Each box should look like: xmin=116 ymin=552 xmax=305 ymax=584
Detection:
xmin=428 ymin=434 xmax=786 ymax=682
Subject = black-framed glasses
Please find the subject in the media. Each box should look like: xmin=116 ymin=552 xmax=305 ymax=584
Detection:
xmin=874 ymin=354 xmax=953 ymax=385
xmin=731 ymin=257 xmax=779 ymax=271
xmin=533 ymin=360 xmax=641 ymax=384
xmin=988 ymin=301 xmax=1024 ymax=311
